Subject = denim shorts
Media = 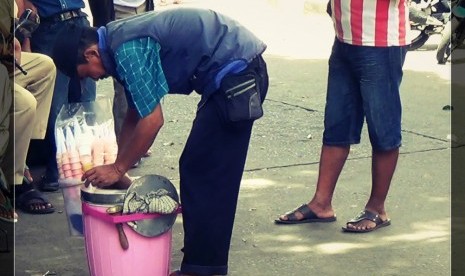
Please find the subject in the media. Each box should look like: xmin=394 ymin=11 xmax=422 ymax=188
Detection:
xmin=323 ymin=39 xmax=407 ymax=151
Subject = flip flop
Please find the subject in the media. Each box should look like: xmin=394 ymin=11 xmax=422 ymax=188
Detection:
xmin=16 ymin=188 xmax=55 ymax=214
xmin=0 ymin=188 xmax=17 ymax=223
xmin=275 ymin=204 xmax=337 ymax=224
xmin=342 ymin=210 xmax=391 ymax=233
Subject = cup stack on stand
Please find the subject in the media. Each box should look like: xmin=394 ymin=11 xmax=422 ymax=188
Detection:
xmin=55 ymin=119 xmax=119 ymax=183
xmin=103 ymin=123 xmax=118 ymax=164
xmin=65 ymin=125 xmax=83 ymax=180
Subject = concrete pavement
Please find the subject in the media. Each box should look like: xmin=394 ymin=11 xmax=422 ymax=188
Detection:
xmin=12 ymin=0 xmax=453 ymax=275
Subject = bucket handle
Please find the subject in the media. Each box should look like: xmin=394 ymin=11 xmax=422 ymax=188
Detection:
xmin=82 ymin=202 xmax=182 ymax=224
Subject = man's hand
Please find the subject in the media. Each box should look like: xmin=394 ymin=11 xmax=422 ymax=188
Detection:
xmin=13 ymin=37 xmax=21 ymax=65
xmin=82 ymin=163 xmax=125 ymax=188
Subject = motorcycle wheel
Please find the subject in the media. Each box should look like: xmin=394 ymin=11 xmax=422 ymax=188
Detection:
xmin=407 ymin=30 xmax=430 ymax=51
xmin=436 ymin=21 xmax=452 ymax=64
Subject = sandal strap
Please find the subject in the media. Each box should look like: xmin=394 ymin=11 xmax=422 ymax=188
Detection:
xmin=347 ymin=210 xmax=382 ymax=224
xmin=285 ymin=204 xmax=313 ymax=220
xmin=16 ymin=189 xmax=49 ymax=205
xmin=0 ymin=189 xmax=13 ymax=209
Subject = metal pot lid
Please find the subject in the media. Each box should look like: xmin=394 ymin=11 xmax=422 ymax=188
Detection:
xmin=81 ymin=186 xmax=127 ymax=206
xmin=123 ymin=175 xmax=179 ymax=237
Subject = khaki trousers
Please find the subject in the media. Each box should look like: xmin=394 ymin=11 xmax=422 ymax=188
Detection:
xmin=4 ymin=52 xmax=56 ymax=185
xmin=112 ymin=2 xmax=147 ymax=138
xmin=0 ymin=64 xmax=12 ymax=188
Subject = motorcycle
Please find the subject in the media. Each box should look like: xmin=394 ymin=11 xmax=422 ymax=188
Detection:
xmin=408 ymin=0 xmax=451 ymax=51
xmin=436 ymin=0 xmax=465 ymax=63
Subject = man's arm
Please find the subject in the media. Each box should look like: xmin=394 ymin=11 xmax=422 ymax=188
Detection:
xmin=116 ymin=104 xmax=164 ymax=174
xmin=82 ymin=38 xmax=168 ymax=188
xmin=82 ymin=103 xmax=164 ymax=188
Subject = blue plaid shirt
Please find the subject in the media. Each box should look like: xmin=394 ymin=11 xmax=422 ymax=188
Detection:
xmin=114 ymin=38 xmax=169 ymax=118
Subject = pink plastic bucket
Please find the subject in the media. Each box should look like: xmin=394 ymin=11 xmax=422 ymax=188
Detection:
xmin=81 ymin=188 xmax=174 ymax=276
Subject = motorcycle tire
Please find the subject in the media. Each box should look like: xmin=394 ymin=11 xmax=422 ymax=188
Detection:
xmin=436 ymin=21 xmax=452 ymax=64
xmin=407 ymin=30 xmax=430 ymax=51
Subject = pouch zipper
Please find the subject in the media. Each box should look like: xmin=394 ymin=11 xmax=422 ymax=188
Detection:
xmin=225 ymin=79 xmax=255 ymax=95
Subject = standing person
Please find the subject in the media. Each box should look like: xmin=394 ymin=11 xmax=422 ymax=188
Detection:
xmin=276 ymin=0 xmax=409 ymax=233
xmin=53 ymin=8 xmax=268 ymax=275
xmin=17 ymin=0 xmax=96 ymax=192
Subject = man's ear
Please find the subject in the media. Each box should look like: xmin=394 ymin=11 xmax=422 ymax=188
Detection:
xmin=83 ymin=46 xmax=100 ymax=61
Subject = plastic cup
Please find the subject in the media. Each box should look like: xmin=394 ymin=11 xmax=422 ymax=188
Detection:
xmin=64 ymin=170 xmax=73 ymax=178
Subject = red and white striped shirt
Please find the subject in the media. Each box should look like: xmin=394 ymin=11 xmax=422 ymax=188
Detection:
xmin=331 ymin=0 xmax=410 ymax=47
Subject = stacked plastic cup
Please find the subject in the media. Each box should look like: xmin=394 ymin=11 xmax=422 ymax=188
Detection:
xmin=65 ymin=126 xmax=83 ymax=180
xmin=92 ymin=124 xmax=105 ymax=166
xmin=56 ymin=128 xmax=68 ymax=179
xmin=79 ymin=123 xmax=95 ymax=173
xmin=104 ymin=122 xmax=118 ymax=164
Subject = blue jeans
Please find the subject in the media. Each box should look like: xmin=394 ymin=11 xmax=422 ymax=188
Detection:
xmin=323 ymin=39 xmax=407 ymax=151
xmin=29 ymin=16 xmax=96 ymax=181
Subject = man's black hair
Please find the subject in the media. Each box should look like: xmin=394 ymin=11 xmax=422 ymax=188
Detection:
xmin=52 ymin=25 xmax=99 ymax=77
xmin=77 ymin=27 xmax=99 ymax=65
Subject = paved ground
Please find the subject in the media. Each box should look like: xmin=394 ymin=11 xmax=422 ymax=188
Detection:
xmin=3 ymin=0 xmax=458 ymax=275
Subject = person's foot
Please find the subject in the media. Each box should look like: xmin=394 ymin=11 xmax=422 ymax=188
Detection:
xmin=277 ymin=203 xmax=335 ymax=223
xmin=343 ymin=209 xmax=390 ymax=233
xmin=131 ymin=159 xmax=141 ymax=168
xmin=143 ymin=149 xmax=152 ymax=158
xmin=0 ymin=187 xmax=17 ymax=223
xmin=15 ymin=183 xmax=55 ymax=214
xmin=0 ymin=207 xmax=18 ymax=223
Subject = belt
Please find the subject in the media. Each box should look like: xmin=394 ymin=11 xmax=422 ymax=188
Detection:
xmin=43 ymin=10 xmax=84 ymax=23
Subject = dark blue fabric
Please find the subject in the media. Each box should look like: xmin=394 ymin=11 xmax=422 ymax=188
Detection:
xmin=323 ymin=39 xmax=407 ymax=151
xmin=179 ymin=56 xmax=268 ymax=276
xmin=105 ymin=8 xmax=266 ymax=96
xmin=97 ymin=26 xmax=116 ymax=77
xmin=30 ymin=0 xmax=84 ymax=18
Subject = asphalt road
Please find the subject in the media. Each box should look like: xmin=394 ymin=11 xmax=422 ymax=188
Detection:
xmin=8 ymin=0 xmax=456 ymax=275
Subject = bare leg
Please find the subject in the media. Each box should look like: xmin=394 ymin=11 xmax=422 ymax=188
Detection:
xmin=278 ymin=145 xmax=349 ymax=221
xmin=346 ymin=148 xmax=398 ymax=231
